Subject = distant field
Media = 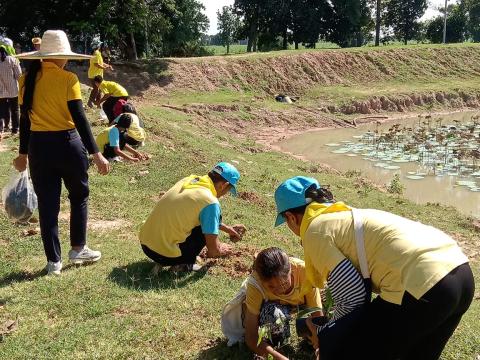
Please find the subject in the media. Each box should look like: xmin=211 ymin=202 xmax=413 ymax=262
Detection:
xmin=204 ymin=41 xmax=340 ymax=55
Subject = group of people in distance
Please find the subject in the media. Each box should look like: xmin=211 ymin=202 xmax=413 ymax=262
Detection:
xmin=8 ymin=30 xmax=476 ymax=360
xmin=86 ymin=37 xmax=147 ymax=162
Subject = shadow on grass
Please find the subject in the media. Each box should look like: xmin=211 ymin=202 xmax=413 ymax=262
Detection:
xmin=0 ymin=269 xmax=45 ymax=287
xmin=108 ymin=260 xmax=207 ymax=291
xmin=195 ymin=337 xmax=315 ymax=360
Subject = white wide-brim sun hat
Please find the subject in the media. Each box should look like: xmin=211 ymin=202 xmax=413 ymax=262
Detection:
xmin=16 ymin=30 xmax=92 ymax=60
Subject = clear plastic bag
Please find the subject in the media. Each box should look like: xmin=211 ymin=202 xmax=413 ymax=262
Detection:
xmin=99 ymin=109 xmax=108 ymax=120
xmin=2 ymin=170 xmax=38 ymax=223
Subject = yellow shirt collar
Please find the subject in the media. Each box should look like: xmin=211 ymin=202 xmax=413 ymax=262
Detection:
xmin=299 ymin=201 xmax=351 ymax=240
xmin=42 ymin=61 xmax=60 ymax=70
xmin=182 ymin=175 xmax=218 ymax=198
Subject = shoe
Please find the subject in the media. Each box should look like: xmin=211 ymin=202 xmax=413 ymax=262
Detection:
xmin=169 ymin=263 xmax=202 ymax=272
xmin=46 ymin=261 xmax=62 ymax=276
xmin=68 ymin=246 xmax=101 ymax=264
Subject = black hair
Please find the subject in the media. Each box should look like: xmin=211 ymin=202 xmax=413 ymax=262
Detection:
xmin=0 ymin=47 xmax=7 ymax=62
xmin=22 ymin=60 xmax=42 ymax=112
xmin=116 ymin=113 xmax=132 ymax=129
xmin=284 ymin=184 xmax=335 ymax=216
xmin=207 ymin=170 xmax=228 ymax=184
xmin=254 ymin=247 xmax=290 ymax=281
xmin=122 ymin=103 xmax=137 ymax=114
xmin=94 ymin=75 xmax=103 ymax=83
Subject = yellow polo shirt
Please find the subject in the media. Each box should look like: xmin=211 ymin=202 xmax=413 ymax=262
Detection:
xmin=18 ymin=62 xmax=82 ymax=131
xmin=245 ymin=257 xmax=322 ymax=315
xmin=99 ymin=81 xmax=128 ymax=97
xmin=302 ymin=207 xmax=469 ymax=305
xmin=88 ymin=49 xmax=103 ymax=79
xmin=139 ymin=175 xmax=219 ymax=258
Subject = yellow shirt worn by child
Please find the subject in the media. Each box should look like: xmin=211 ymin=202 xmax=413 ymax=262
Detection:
xmin=99 ymin=81 xmax=128 ymax=97
xmin=88 ymin=49 xmax=103 ymax=79
xmin=245 ymin=257 xmax=322 ymax=315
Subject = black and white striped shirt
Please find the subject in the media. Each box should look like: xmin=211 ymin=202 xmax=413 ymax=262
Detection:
xmin=0 ymin=55 xmax=21 ymax=98
xmin=317 ymin=258 xmax=367 ymax=332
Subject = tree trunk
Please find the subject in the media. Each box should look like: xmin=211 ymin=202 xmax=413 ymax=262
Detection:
xmin=295 ymin=41 xmax=299 ymax=49
xmin=227 ymin=42 xmax=230 ymax=54
xmin=282 ymin=28 xmax=288 ymax=50
xmin=129 ymin=32 xmax=138 ymax=60
xmin=375 ymin=0 xmax=381 ymax=46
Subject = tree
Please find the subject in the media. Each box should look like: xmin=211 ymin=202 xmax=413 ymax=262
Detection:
xmin=425 ymin=4 xmax=467 ymax=43
xmin=234 ymin=0 xmax=264 ymax=52
xmin=463 ymin=0 xmax=480 ymax=41
xmin=385 ymin=0 xmax=428 ymax=44
xmin=291 ymin=0 xmax=332 ymax=48
xmin=327 ymin=0 xmax=372 ymax=47
xmin=217 ymin=6 xmax=242 ymax=54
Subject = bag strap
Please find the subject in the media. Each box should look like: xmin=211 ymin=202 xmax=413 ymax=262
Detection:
xmin=351 ymin=208 xmax=370 ymax=280
xmin=246 ymin=276 xmax=267 ymax=300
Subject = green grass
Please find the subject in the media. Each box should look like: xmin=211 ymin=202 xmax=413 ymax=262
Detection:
xmin=204 ymin=41 xmax=340 ymax=56
xmin=0 ymin=90 xmax=479 ymax=359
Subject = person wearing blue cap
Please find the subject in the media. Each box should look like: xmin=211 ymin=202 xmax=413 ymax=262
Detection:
xmin=274 ymin=176 xmax=473 ymax=360
xmin=139 ymin=162 xmax=246 ymax=272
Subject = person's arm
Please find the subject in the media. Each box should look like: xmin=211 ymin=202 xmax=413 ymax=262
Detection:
xmin=114 ymin=146 xmax=138 ymax=162
xmin=305 ymin=287 xmax=324 ymax=318
xmin=96 ymin=93 xmax=111 ymax=105
xmin=200 ymin=204 xmax=232 ymax=257
xmin=95 ymin=63 xmax=112 ymax=70
xmin=124 ymin=143 xmax=147 ymax=160
xmin=67 ymin=100 xmax=109 ymax=174
xmin=244 ymin=309 xmax=289 ymax=360
xmin=13 ymin=109 xmax=30 ymax=171
xmin=12 ymin=58 xmax=22 ymax=80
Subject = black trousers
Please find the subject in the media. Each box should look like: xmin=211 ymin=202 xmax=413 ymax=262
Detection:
xmin=28 ymin=129 xmax=90 ymax=263
xmin=0 ymin=97 xmax=19 ymax=133
xmin=102 ymin=134 xmax=126 ymax=159
xmin=319 ymin=263 xmax=475 ymax=360
xmin=102 ymin=96 xmax=128 ymax=123
xmin=141 ymin=226 xmax=206 ymax=266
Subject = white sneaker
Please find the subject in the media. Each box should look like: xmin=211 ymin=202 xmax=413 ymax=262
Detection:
xmin=169 ymin=263 xmax=202 ymax=272
xmin=68 ymin=246 xmax=102 ymax=265
xmin=46 ymin=261 xmax=62 ymax=276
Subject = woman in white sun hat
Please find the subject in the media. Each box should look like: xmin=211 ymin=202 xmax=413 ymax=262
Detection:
xmin=13 ymin=30 xmax=110 ymax=276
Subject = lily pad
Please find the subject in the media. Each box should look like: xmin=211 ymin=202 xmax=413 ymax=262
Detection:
xmin=406 ymin=175 xmax=425 ymax=180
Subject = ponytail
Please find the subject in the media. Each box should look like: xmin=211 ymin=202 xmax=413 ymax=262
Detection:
xmin=305 ymin=184 xmax=335 ymax=204
xmin=22 ymin=60 xmax=42 ymax=112
xmin=282 ymin=184 xmax=336 ymax=216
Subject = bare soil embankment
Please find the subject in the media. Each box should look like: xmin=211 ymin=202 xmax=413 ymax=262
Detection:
xmin=73 ymin=45 xmax=480 ymax=144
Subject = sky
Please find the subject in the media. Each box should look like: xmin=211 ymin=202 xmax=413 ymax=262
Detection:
xmin=199 ymin=0 xmax=457 ymax=35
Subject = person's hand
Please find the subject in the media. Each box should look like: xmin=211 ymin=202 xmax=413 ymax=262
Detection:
xmin=306 ymin=317 xmax=320 ymax=353
xmin=13 ymin=154 xmax=28 ymax=172
xmin=224 ymin=224 xmax=246 ymax=242
xmin=92 ymin=153 xmax=110 ymax=175
xmin=207 ymin=242 xmax=232 ymax=258
xmin=130 ymin=157 xmax=140 ymax=162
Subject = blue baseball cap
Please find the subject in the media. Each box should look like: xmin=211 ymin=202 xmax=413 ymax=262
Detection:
xmin=274 ymin=176 xmax=320 ymax=227
xmin=213 ymin=162 xmax=240 ymax=196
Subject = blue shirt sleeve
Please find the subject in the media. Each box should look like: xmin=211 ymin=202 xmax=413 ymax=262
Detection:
xmin=109 ymin=127 xmax=120 ymax=147
xmin=199 ymin=203 xmax=221 ymax=235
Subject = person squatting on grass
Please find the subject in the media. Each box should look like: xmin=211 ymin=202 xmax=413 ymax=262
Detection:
xmin=13 ymin=30 xmax=110 ymax=276
xmin=139 ymin=162 xmax=246 ymax=272
xmin=274 ymin=176 xmax=475 ymax=360
xmin=94 ymin=75 xmax=128 ymax=122
xmin=110 ymin=102 xmax=146 ymax=148
xmin=95 ymin=113 xmax=147 ymax=162
xmin=87 ymin=39 xmax=113 ymax=108
xmin=243 ymin=247 xmax=322 ymax=360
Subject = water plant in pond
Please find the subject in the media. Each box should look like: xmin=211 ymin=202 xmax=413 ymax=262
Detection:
xmin=328 ymin=114 xmax=480 ymax=191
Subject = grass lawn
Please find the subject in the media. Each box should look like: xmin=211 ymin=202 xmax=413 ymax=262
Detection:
xmin=0 ymin=89 xmax=479 ymax=360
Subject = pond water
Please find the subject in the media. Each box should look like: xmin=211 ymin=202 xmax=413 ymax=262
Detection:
xmin=277 ymin=112 xmax=480 ymax=218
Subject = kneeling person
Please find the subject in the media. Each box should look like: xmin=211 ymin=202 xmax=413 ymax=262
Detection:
xmin=243 ymin=247 xmax=322 ymax=360
xmin=139 ymin=162 xmax=245 ymax=272
xmin=96 ymin=114 xmax=146 ymax=162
